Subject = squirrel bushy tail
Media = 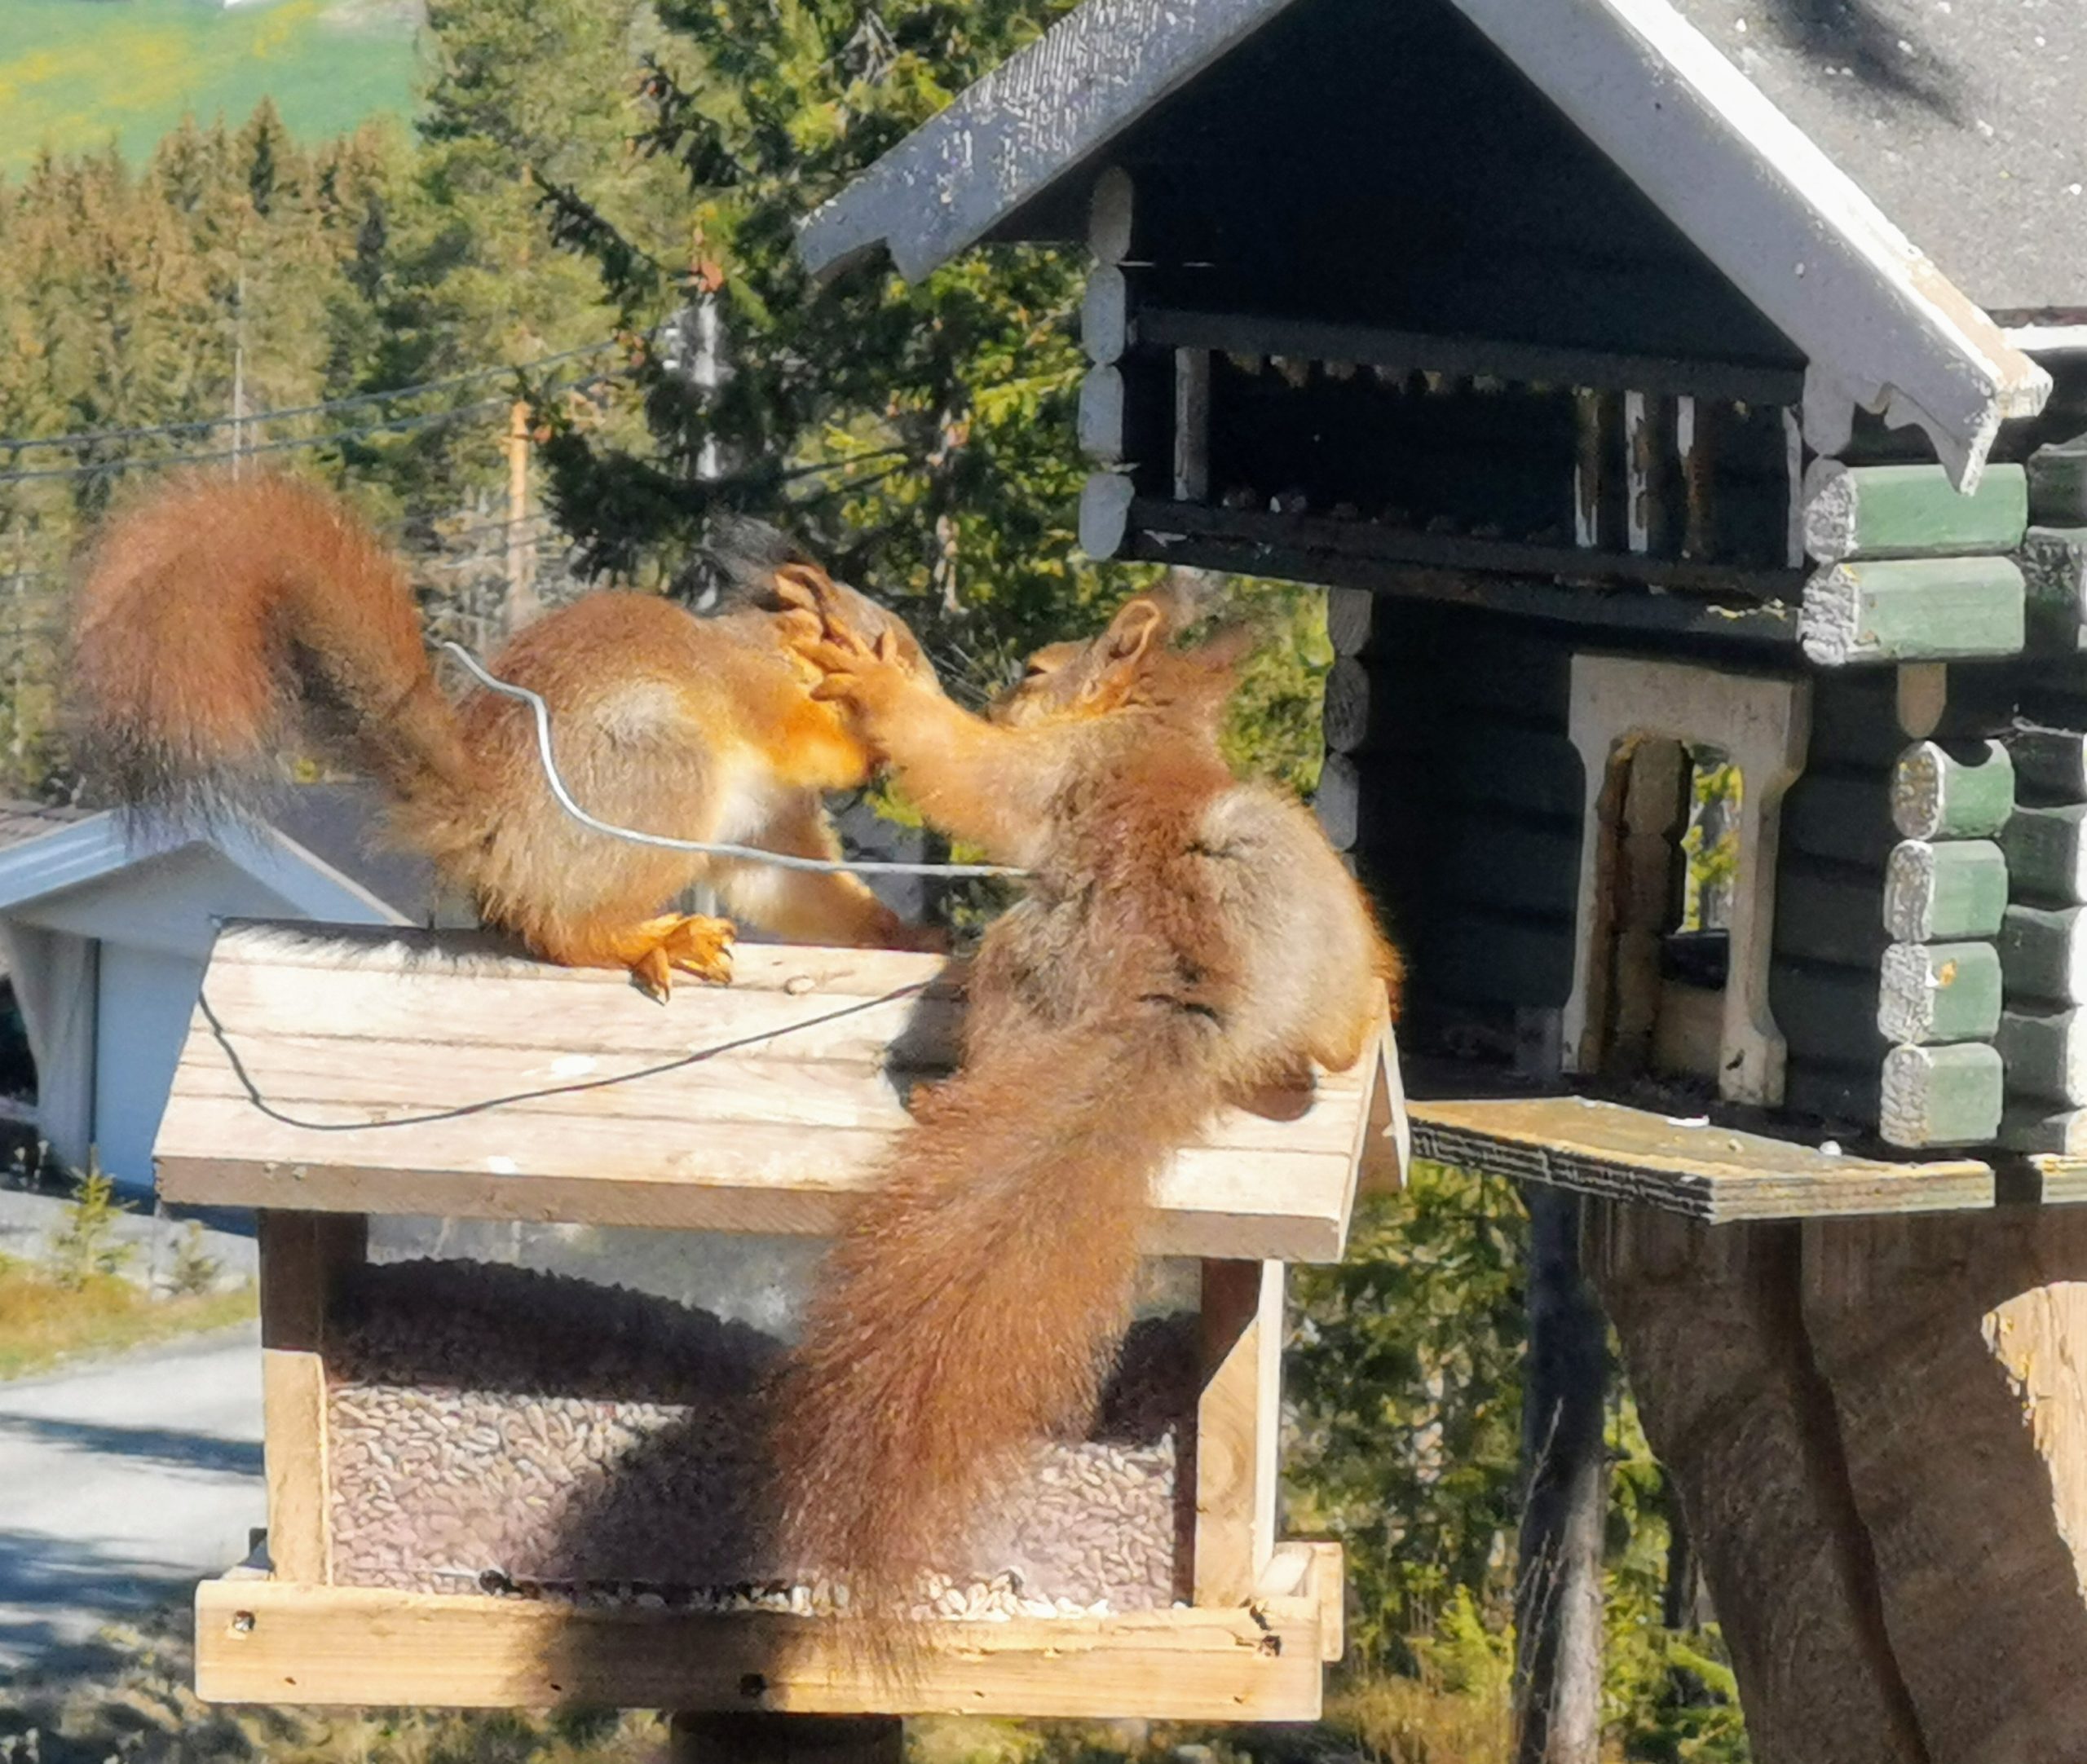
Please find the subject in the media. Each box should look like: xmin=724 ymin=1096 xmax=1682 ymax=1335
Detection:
xmin=770 ymin=1008 xmax=1220 ymax=1644
xmin=71 ymin=472 xmax=479 ymax=823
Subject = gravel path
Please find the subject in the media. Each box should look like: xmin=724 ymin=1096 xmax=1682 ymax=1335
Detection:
xmin=0 ymin=1325 xmax=263 ymax=1675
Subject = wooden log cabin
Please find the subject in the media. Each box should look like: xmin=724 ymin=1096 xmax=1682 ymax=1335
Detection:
xmin=799 ymin=0 xmax=2087 ymax=1757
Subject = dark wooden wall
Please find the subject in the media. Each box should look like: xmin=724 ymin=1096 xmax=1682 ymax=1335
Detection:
xmin=1348 ymin=599 xmax=1584 ymax=1062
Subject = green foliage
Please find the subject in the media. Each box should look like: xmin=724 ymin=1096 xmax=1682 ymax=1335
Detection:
xmin=1219 ymin=583 xmax=1334 ymax=796
xmin=1680 ymin=757 xmax=1741 ymax=931
xmin=503 ymin=0 xmax=1332 ymax=779
xmin=0 ymin=90 xmax=592 ymax=792
xmin=1599 ymin=1400 xmax=1751 ymax=1762
xmin=165 ymin=1223 xmax=223 ymax=1299
xmin=517 ymin=0 xmax=1133 ymax=695
xmin=0 ymin=0 xmax=418 ymax=181
xmin=42 ymin=1161 xmax=134 ymax=1292
xmin=1288 ymin=1168 xmax=1529 ymax=1668
xmin=0 ymin=1255 xmax=256 ymax=1384
xmin=349 ymin=0 xmax=673 ymax=523
xmin=1286 ymin=1166 xmax=1750 ymax=1760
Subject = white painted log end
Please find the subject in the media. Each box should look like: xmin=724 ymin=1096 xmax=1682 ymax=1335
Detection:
xmin=1798 ymin=564 xmax=1865 ymax=666
xmin=1801 ymin=458 xmax=1858 ymax=565
xmin=1077 ymin=472 xmax=1136 ymax=562
xmin=1882 ymin=841 xmax=1938 ymax=943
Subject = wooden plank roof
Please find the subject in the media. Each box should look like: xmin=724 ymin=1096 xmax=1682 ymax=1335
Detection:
xmin=797 ymin=0 xmax=2049 ymax=488
xmin=156 ymin=924 xmax=1401 ymax=1263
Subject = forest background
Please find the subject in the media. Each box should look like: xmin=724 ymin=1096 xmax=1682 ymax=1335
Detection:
xmin=0 ymin=2 xmax=1747 ymax=1757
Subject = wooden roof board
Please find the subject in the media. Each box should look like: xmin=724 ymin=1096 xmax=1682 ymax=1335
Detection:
xmin=154 ymin=924 xmax=1396 ymax=1262
xmin=1408 ymin=1096 xmax=1993 ymax=1224
xmin=797 ymin=0 xmax=2048 ymax=489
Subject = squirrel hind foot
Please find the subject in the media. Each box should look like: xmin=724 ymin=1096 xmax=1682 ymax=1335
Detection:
xmin=626 ymin=912 xmax=737 ymax=1001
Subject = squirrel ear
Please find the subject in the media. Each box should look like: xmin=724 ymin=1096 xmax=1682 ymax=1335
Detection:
xmin=1097 ymin=596 xmax=1168 ymax=668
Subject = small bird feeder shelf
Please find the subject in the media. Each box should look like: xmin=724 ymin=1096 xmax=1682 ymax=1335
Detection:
xmin=158 ymin=922 xmax=1404 ymax=1720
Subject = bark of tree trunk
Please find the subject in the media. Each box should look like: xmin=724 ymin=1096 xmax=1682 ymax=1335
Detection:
xmin=1514 ymin=1185 xmax=1608 ymax=1764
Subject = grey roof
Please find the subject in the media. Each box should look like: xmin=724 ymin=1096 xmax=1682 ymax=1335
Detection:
xmin=0 ymin=786 xmax=427 ymax=915
xmin=264 ymin=782 xmax=439 ymax=924
xmin=799 ymin=0 xmax=2050 ymax=485
xmin=1671 ymin=0 xmax=2087 ymax=317
xmin=0 ymin=800 xmax=92 ymax=853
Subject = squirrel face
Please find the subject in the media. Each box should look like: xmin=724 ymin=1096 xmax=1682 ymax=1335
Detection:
xmin=989 ymin=597 xmax=1172 ymax=728
xmin=989 ymin=579 xmax=1256 ymax=736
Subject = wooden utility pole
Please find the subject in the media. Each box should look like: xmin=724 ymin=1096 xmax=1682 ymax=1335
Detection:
xmin=231 ymin=264 xmax=249 ymax=480
xmin=1513 ymin=1188 xmax=1607 ymax=1764
xmin=505 ymin=399 xmax=540 ymax=631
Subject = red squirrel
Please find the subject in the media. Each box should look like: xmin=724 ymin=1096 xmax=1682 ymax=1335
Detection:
xmin=767 ymin=576 xmax=1400 ymax=1652
xmin=69 ymin=470 xmax=938 ymax=995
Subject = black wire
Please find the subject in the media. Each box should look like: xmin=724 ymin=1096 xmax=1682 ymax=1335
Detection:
xmin=197 ymin=979 xmax=934 ymax=1132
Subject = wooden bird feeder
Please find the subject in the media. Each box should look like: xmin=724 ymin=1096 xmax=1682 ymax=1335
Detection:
xmin=158 ymin=921 xmax=1405 ymax=1721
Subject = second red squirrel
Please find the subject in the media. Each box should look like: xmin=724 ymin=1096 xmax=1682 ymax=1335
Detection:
xmin=68 ymin=471 xmax=939 ymax=995
xmin=768 ymin=576 xmax=1400 ymax=1652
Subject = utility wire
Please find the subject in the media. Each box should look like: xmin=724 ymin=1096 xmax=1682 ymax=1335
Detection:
xmin=0 ymin=375 xmax=615 ymax=486
xmin=0 ymin=340 xmax=622 ymax=454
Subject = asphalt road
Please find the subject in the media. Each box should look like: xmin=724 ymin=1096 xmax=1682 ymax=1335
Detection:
xmin=0 ymin=1324 xmax=264 ymax=1675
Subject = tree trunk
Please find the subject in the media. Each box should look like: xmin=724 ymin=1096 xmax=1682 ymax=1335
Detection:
xmin=1589 ymin=1206 xmax=1926 ymax=1764
xmin=1802 ymin=1211 xmax=2087 ymax=1763
xmin=1514 ymin=1186 xmax=1608 ymax=1764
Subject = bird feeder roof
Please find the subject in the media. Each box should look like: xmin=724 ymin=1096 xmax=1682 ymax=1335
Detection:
xmin=156 ymin=923 xmax=1402 ymax=1263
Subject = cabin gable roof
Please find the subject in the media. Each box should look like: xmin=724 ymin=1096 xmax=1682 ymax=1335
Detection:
xmin=1671 ymin=0 xmax=2087 ymax=321
xmin=800 ymin=0 xmax=2050 ymax=487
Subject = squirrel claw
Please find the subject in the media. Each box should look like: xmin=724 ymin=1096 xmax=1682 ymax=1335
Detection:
xmin=625 ymin=913 xmax=736 ymax=999
xmin=775 ymin=609 xmax=824 ymax=649
xmin=770 ymin=572 xmax=821 ymax=614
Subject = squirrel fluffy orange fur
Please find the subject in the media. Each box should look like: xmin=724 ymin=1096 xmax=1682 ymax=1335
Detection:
xmin=68 ymin=471 xmax=938 ymax=996
xmin=770 ymin=578 xmax=1401 ymax=1647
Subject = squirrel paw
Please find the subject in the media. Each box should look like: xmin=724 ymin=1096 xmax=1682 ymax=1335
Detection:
xmin=627 ymin=913 xmax=736 ymax=1001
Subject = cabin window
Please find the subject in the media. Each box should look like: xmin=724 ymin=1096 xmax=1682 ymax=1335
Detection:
xmin=1563 ymin=656 xmax=1805 ymax=1108
xmin=1589 ymin=740 xmax=1742 ymax=1086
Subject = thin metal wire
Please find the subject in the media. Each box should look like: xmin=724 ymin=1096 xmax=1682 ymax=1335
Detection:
xmin=441 ymin=641 xmax=1028 ymax=880
xmin=0 ymin=390 xmax=525 ymax=485
xmin=0 ymin=338 xmax=621 ymax=453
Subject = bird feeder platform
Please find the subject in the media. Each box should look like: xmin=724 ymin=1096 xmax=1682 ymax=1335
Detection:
xmin=159 ymin=923 xmax=1403 ymax=1720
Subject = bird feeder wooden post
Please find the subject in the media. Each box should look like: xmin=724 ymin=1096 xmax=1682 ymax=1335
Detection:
xmin=156 ymin=922 xmax=1403 ymax=1722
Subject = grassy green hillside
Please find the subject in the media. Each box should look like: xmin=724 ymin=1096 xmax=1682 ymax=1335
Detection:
xmin=0 ymin=0 xmax=421 ymax=179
